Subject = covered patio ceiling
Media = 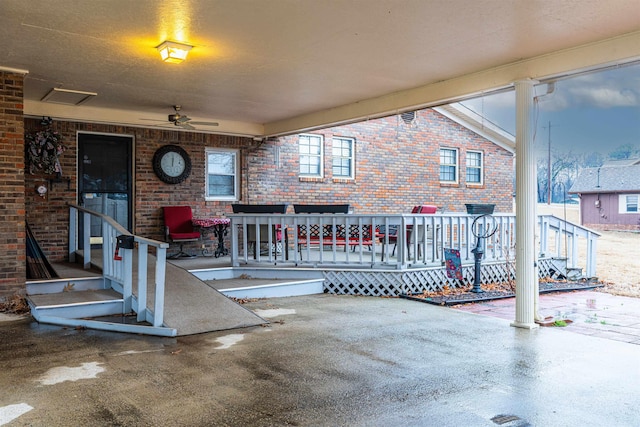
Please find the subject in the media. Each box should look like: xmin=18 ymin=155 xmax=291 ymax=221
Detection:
xmin=1 ymin=0 xmax=639 ymax=138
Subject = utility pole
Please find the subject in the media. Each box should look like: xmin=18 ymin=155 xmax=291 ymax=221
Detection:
xmin=547 ymin=121 xmax=552 ymax=205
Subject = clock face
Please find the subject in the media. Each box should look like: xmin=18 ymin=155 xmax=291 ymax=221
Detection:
xmin=152 ymin=145 xmax=192 ymax=184
xmin=160 ymin=151 xmax=186 ymax=177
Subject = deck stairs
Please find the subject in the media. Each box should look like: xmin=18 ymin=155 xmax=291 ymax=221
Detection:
xmin=26 ymin=251 xmax=322 ymax=337
xmin=547 ymin=257 xmax=583 ymax=281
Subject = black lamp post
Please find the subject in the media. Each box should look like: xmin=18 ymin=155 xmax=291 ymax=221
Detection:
xmin=465 ymin=204 xmax=497 ymax=294
xmin=471 ymin=227 xmax=485 ymax=293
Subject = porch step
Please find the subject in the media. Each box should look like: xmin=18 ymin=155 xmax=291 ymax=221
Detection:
xmin=27 ymin=287 xmax=179 ymax=337
xmin=27 ymin=289 xmax=125 ymax=319
xmin=191 ymin=267 xmax=325 ymax=299
xmin=26 ymin=276 xmax=107 ymax=295
xmin=215 ymin=278 xmax=324 ymax=299
xmin=547 ymin=257 xmax=584 ymax=281
xmin=566 ymin=267 xmax=584 ymax=281
xmin=548 ymin=257 xmax=568 ymax=279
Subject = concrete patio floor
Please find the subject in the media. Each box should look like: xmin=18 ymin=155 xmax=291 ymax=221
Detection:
xmin=2 ymin=292 xmax=640 ymax=426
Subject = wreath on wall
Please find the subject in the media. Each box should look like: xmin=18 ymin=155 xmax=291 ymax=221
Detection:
xmin=25 ymin=118 xmax=67 ymax=175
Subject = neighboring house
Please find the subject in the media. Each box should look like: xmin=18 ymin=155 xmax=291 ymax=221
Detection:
xmin=569 ymin=161 xmax=640 ymax=230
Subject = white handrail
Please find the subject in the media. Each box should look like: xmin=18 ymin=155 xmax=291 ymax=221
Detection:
xmin=538 ymin=214 xmax=601 ymax=277
xmin=68 ymin=204 xmax=170 ymax=327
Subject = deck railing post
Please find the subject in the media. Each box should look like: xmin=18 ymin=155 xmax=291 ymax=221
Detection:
xmin=586 ymin=233 xmax=597 ymax=278
xmin=121 ymin=247 xmax=133 ymax=313
xmin=137 ymin=242 xmax=149 ymax=322
xmin=69 ymin=206 xmax=78 ymax=263
xmin=154 ymin=246 xmax=167 ymax=327
xmin=83 ymin=211 xmax=91 ymax=269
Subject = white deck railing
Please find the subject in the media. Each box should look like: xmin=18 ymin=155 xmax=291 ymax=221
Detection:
xmin=229 ymin=212 xmax=599 ymax=277
xmin=68 ymin=204 xmax=170 ymax=327
xmin=538 ymin=214 xmax=601 ymax=277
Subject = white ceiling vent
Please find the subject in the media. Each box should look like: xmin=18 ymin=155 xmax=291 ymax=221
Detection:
xmin=41 ymin=88 xmax=97 ymax=105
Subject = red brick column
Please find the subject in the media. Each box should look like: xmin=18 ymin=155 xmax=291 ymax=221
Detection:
xmin=0 ymin=71 xmax=26 ymax=296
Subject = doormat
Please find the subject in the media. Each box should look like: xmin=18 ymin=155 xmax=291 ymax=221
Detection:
xmin=401 ymin=281 xmax=604 ymax=306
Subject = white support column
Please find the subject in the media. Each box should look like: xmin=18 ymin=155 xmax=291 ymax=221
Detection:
xmin=511 ymin=79 xmax=540 ymax=329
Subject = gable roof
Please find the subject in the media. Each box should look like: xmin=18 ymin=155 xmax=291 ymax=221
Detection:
xmin=434 ymin=104 xmax=515 ymax=154
xmin=570 ymin=164 xmax=640 ymax=194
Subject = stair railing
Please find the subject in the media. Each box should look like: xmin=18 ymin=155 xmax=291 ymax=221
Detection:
xmin=538 ymin=214 xmax=601 ymax=278
xmin=68 ymin=204 xmax=170 ymax=327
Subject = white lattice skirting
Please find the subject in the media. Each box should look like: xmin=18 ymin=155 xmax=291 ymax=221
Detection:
xmin=323 ymin=258 xmax=557 ymax=296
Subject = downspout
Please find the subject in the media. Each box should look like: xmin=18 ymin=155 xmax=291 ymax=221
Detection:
xmin=511 ymin=79 xmax=541 ymax=329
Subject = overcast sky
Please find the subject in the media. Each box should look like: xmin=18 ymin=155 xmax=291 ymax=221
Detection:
xmin=460 ymin=62 xmax=640 ymax=158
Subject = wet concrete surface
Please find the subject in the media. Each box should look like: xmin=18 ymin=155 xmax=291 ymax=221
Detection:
xmin=454 ymin=290 xmax=640 ymax=344
xmin=2 ymin=294 xmax=640 ymax=426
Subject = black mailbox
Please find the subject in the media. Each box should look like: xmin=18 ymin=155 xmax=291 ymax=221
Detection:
xmin=117 ymin=234 xmax=135 ymax=249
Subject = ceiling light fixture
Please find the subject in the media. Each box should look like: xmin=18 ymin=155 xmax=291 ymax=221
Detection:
xmin=156 ymin=40 xmax=193 ymax=64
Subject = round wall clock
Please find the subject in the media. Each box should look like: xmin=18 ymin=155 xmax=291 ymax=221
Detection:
xmin=152 ymin=145 xmax=192 ymax=184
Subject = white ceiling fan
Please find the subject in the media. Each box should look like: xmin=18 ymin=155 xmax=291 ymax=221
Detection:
xmin=167 ymin=105 xmax=219 ymax=129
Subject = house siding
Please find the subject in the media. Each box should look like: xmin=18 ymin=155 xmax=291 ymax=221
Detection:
xmin=580 ymin=193 xmax=640 ymax=231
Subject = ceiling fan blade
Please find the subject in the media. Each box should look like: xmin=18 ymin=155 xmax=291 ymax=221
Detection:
xmin=189 ymin=121 xmax=219 ymax=126
xmin=153 ymin=123 xmax=176 ymax=128
xmin=178 ymin=122 xmax=195 ymax=130
xmin=175 ymin=115 xmax=191 ymax=123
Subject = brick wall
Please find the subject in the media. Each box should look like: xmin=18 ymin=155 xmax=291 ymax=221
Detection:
xmin=23 ymin=108 xmax=514 ymax=265
xmin=246 ymin=109 xmax=514 ymax=213
xmin=0 ymin=71 xmax=26 ymax=296
xmin=24 ymin=119 xmax=255 ymax=261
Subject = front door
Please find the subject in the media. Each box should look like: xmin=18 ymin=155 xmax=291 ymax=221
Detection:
xmin=78 ymin=132 xmax=133 ymax=245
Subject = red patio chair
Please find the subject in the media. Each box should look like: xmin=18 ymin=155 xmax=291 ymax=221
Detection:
xmin=163 ymin=206 xmax=201 ymax=259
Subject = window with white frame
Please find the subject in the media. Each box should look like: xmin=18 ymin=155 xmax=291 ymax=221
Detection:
xmin=299 ymin=134 xmax=323 ymax=177
xmin=205 ymin=148 xmax=239 ymax=201
xmin=439 ymin=148 xmax=458 ymax=183
xmin=619 ymin=194 xmax=639 ymax=213
xmin=466 ymin=150 xmax=483 ymax=184
xmin=332 ymin=137 xmax=355 ymax=178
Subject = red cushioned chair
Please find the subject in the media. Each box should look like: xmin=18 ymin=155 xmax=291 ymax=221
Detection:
xmin=163 ymin=206 xmax=201 ymax=259
xmin=380 ymin=205 xmax=438 ymax=261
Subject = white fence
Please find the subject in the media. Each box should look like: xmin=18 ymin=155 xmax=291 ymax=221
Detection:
xmin=229 ymin=212 xmax=599 ymax=278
